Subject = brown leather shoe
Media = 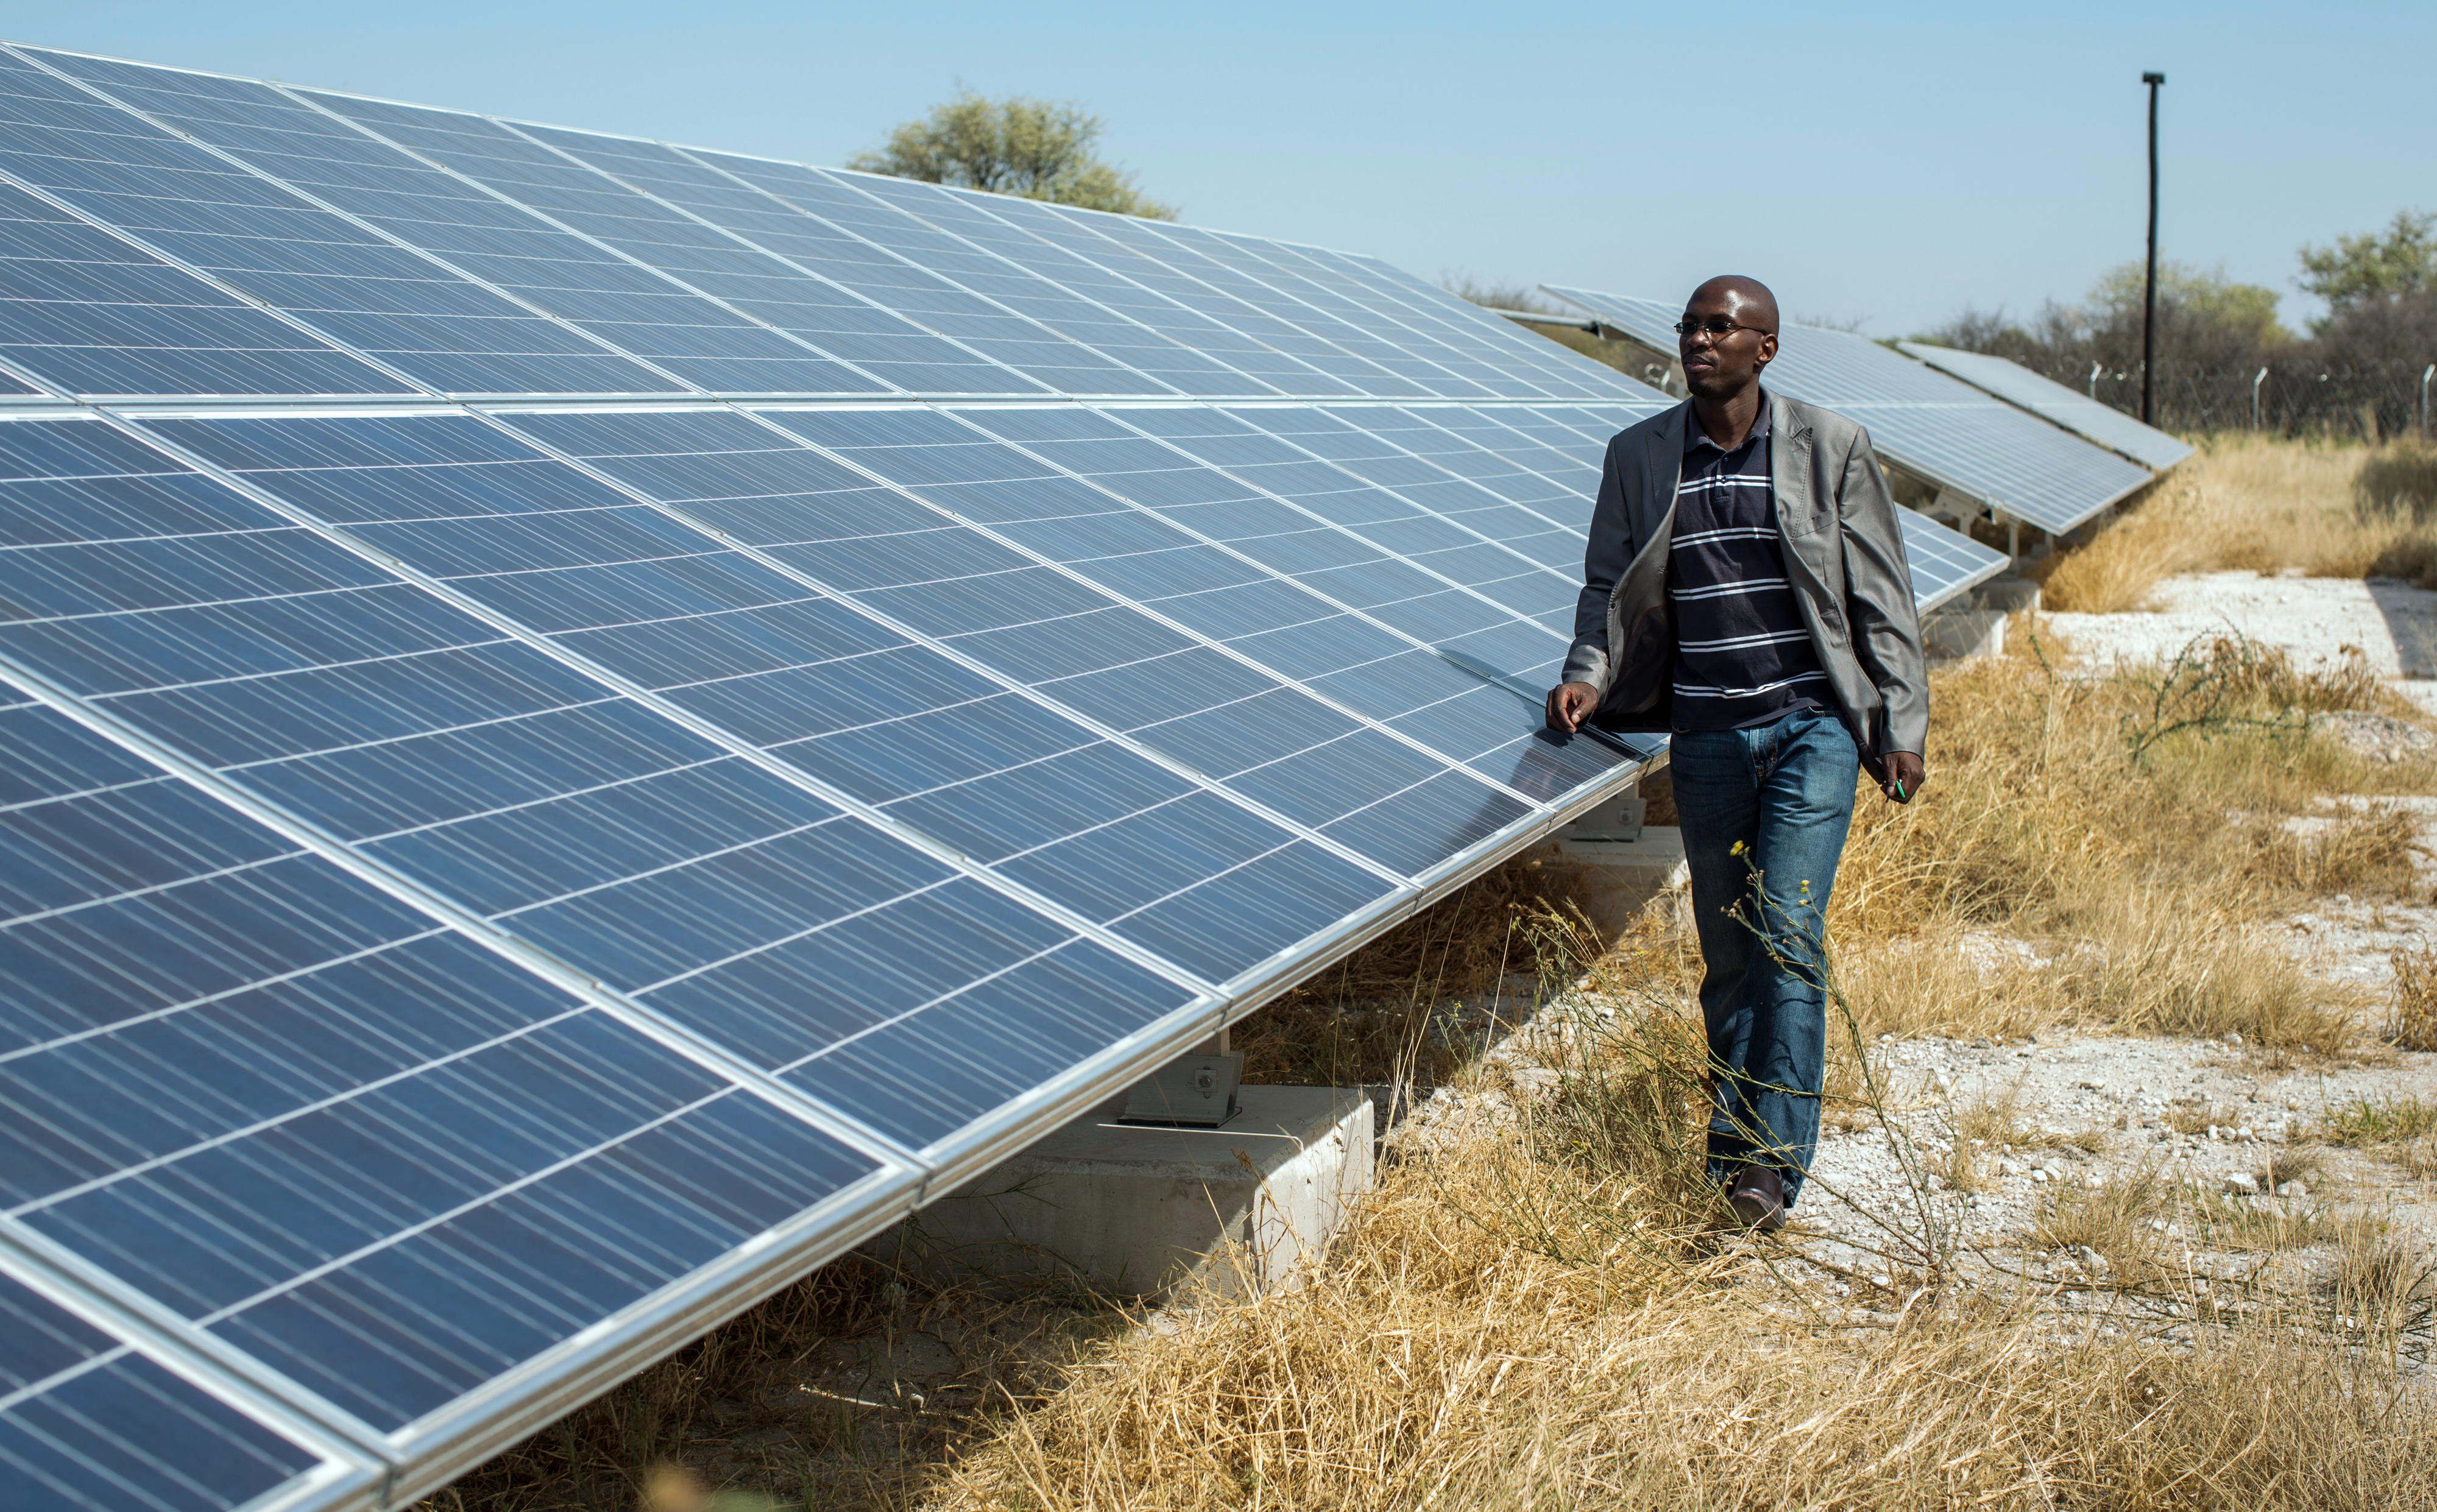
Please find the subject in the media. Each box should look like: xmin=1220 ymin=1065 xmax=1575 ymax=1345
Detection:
xmin=1728 ymin=1164 xmax=1787 ymax=1233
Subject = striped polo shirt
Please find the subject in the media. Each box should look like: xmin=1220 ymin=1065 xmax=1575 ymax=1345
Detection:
xmin=1668 ymin=397 xmax=1828 ymax=732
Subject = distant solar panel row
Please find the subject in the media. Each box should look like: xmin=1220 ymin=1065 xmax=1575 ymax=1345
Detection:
xmin=0 ymin=40 xmax=2012 ymax=1512
xmin=1896 ymin=342 xmax=2195 ymax=472
xmin=1544 ymin=287 xmax=2160 ymax=537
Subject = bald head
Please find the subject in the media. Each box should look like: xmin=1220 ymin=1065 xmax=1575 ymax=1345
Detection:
xmin=1687 ymin=275 xmax=1778 ymax=334
xmin=1677 ymin=275 xmax=1780 ymax=419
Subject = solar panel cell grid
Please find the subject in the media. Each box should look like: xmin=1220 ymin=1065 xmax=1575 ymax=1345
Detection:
xmin=1090 ymin=408 xmax=1566 ymax=643
xmin=0 ymin=416 xmax=1209 ymax=1176
xmin=1894 ymin=506 xmax=2012 ymax=608
xmin=1094 ymin=216 xmax=1439 ymax=397
xmin=875 ymin=406 xmax=1626 ymax=801
xmin=0 ymin=176 xmax=401 ymax=399
xmin=0 ymin=1268 xmax=352 ymax=1511
xmin=837 ymin=175 xmax=1282 ymax=399
xmin=545 ymin=403 xmax=1541 ymax=875
xmin=94 ymin=76 xmax=872 ymax=399
xmin=783 ymin=172 xmax=1255 ymax=397
xmin=135 ymin=410 xmax=1389 ymax=992
xmin=1227 ymin=408 xmax=1590 ymax=574
xmin=675 ymin=154 xmax=1168 ymax=397
xmin=2 ymin=47 xmax=677 ymax=398
xmin=960 ymin=194 xmax=1371 ymax=398
xmin=0 ymin=681 xmax=894 ymax=1441
xmin=460 ymin=126 xmax=1036 ymax=398
xmin=1328 ymin=253 xmax=1663 ymax=402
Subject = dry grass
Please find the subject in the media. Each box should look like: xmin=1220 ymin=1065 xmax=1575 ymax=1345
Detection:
xmin=2189 ymin=1187 xmax=2343 ymax=1253
xmin=2359 ymin=442 xmax=2437 ymax=520
xmin=2042 ymin=433 xmax=2437 ymax=612
xmin=2326 ymin=1209 xmax=2437 ymax=1343
xmin=2164 ymin=1099 xmax=2248 ymax=1137
xmin=2031 ymin=1163 xmax=2177 ymax=1274
xmin=927 ymin=1108 xmax=2437 ymax=1510
xmin=924 ymin=872 xmax=2430 ymax=1510
xmin=1931 ymin=1078 xmax=2034 ymax=1193
xmin=2319 ymin=1094 xmax=2437 ymax=1146
xmin=1956 ymin=1075 xmax=2035 ymax=1145
xmin=1822 ymin=626 xmax=2399 ymax=1052
xmin=2394 ymin=942 xmax=2437 ymax=1050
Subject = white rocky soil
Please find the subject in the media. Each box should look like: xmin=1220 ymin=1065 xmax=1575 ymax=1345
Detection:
xmin=2048 ymin=567 xmax=2437 ymax=713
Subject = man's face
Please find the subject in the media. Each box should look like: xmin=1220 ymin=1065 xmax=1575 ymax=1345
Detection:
xmin=1677 ymin=287 xmax=1778 ymax=399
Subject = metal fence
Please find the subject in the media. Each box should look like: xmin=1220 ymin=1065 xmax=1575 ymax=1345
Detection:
xmin=2044 ymin=361 xmax=2437 ymax=439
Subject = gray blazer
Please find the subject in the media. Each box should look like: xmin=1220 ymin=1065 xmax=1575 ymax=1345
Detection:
xmin=1559 ymin=391 xmax=1929 ymax=761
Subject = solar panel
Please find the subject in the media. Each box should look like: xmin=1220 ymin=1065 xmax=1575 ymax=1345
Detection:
xmin=0 ymin=53 xmax=678 ymax=399
xmin=0 ymin=178 xmax=403 ymax=401
xmin=1895 ymin=342 xmax=2195 ymax=472
xmin=0 ymin=1267 xmax=370 ymax=1511
xmin=1895 ymin=503 xmax=2012 ymax=610
xmin=1545 ymin=286 xmax=2157 ymax=537
xmin=0 ymin=38 xmax=2018 ymax=1510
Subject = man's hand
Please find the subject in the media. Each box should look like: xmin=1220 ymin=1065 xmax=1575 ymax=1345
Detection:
xmin=1880 ymin=751 xmax=1926 ymax=804
xmin=1546 ymin=681 xmax=1598 ymax=733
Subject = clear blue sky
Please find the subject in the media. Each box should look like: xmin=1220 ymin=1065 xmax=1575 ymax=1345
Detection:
xmin=13 ymin=2 xmax=2428 ymax=337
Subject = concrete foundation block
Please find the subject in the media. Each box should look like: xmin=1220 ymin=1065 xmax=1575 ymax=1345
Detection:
xmin=1555 ymin=825 xmax=1688 ymax=936
xmin=874 ymin=1085 xmax=1373 ymax=1301
xmin=1976 ymin=576 xmax=2040 ymax=614
xmin=1923 ymin=606 xmax=2006 ymax=662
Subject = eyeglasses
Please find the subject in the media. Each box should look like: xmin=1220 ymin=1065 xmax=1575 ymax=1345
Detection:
xmin=1674 ymin=316 xmax=1769 ymax=340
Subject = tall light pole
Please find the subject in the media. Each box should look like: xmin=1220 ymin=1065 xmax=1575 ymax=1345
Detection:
xmin=2141 ymin=71 xmax=2165 ymax=426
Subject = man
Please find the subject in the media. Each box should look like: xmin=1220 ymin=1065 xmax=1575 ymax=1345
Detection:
xmin=1545 ymin=275 xmax=1927 ymax=1232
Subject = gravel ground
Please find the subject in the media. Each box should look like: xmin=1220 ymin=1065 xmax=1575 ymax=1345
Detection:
xmin=2045 ymin=567 xmax=2437 ymax=712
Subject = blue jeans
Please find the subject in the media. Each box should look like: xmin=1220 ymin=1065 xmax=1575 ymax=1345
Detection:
xmin=1669 ymin=707 xmax=1860 ymax=1206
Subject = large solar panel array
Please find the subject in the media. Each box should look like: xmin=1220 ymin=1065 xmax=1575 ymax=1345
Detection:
xmin=0 ymin=41 xmax=2020 ymax=1511
xmin=1895 ymin=342 xmax=2195 ymax=472
xmin=1545 ymin=287 xmax=2159 ymax=538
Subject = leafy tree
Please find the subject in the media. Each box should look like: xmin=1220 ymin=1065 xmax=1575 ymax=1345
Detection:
xmin=2086 ymin=261 xmax=2290 ymax=348
xmin=848 ymin=90 xmax=1176 ymax=220
xmin=2297 ymin=210 xmax=2437 ymax=322
xmin=1919 ymin=261 xmax=2288 ymax=379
